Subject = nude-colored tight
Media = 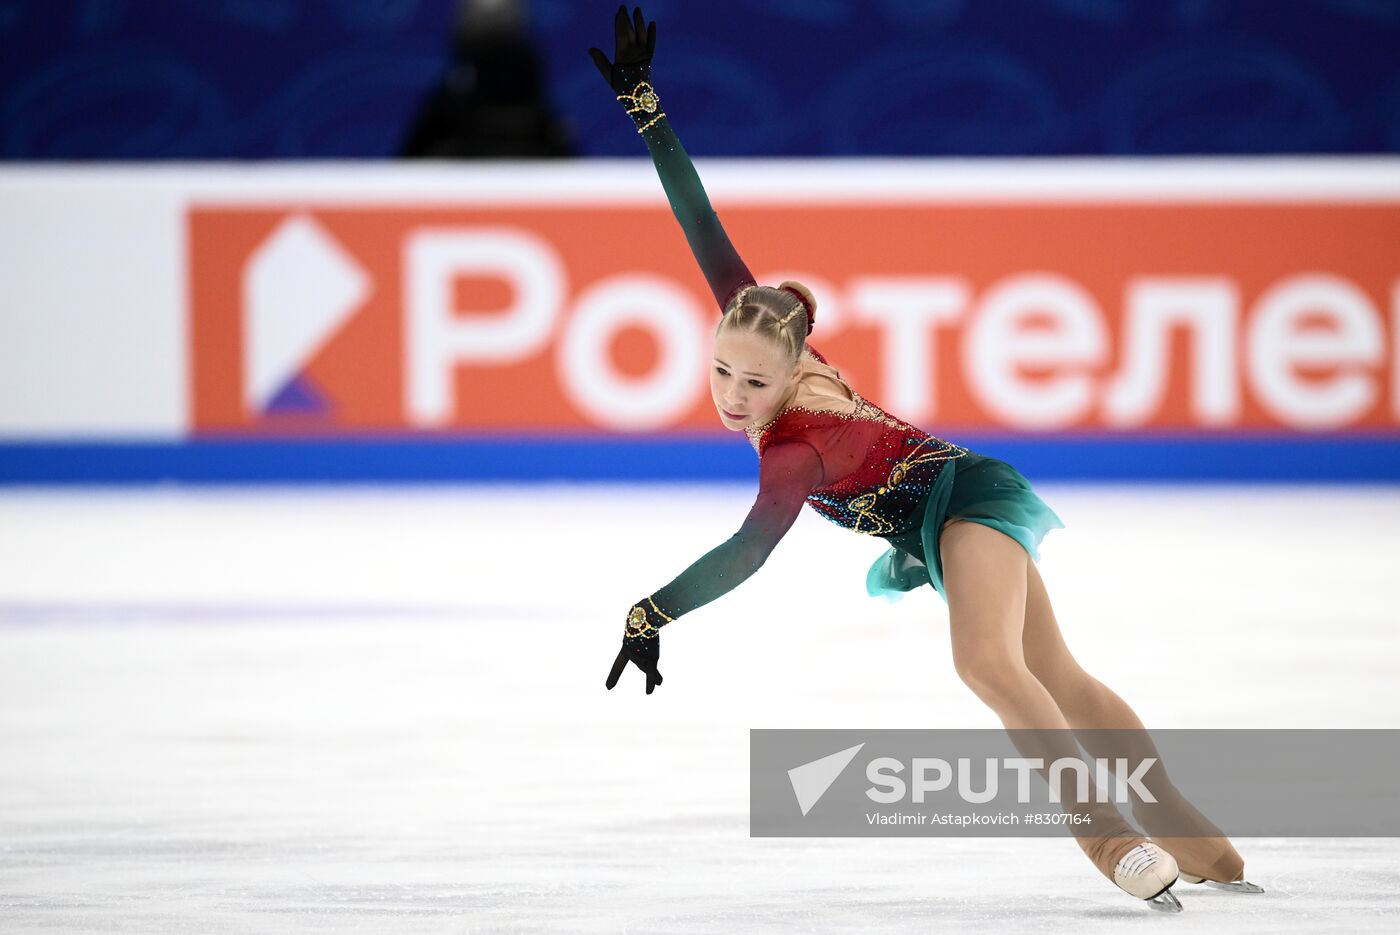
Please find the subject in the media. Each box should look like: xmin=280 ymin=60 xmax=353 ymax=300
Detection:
xmin=938 ymin=517 xmax=1244 ymax=882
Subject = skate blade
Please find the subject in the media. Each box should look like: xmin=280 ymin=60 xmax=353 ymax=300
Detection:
xmin=1179 ymin=872 xmax=1265 ymax=893
xmin=1146 ymin=888 xmax=1183 ymax=913
xmin=1205 ymin=880 xmax=1265 ymax=894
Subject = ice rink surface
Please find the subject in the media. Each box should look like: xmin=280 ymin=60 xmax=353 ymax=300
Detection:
xmin=1 ymin=482 xmax=1397 ymax=934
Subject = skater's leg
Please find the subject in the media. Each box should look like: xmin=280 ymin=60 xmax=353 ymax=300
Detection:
xmin=1020 ymin=557 xmax=1249 ymax=886
xmin=943 ymin=520 xmax=1128 ymax=744
xmin=940 ymin=520 xmax=1177 ymax=906
xmin=1020 ymin=558 xmax=1151 ymax=731
xmin=940 ymin=518 xmax=1044 ymax=729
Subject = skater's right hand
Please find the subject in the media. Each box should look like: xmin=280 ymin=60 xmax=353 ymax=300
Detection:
xmin=588 ymin=5 xmax=657 ymax=94
xmin=605 ymin=635 xmax=663 ymax=695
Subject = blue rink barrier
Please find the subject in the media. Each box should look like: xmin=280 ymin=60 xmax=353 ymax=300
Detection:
xmin=1 ymin=434 xmax=1398 ymax=484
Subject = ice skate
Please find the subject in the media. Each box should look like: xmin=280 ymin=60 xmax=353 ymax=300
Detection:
xmin=1080 ymin=835 xmax=1182 ymax=912
xmin=1134 ymin=797 xmax=1265 ymax=894
xmin=1154 ymin=837 xmax=1264 ymax=893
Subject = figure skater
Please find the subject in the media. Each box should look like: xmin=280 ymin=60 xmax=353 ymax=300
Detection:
xmin=593 ymin=6 xmax=1261 ymax=912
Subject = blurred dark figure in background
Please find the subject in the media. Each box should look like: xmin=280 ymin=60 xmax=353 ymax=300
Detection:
xmin=401 ymin=0 xmax=573 ymax=158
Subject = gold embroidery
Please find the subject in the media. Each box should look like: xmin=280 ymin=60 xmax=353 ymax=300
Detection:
xmin=616 ymin=82 xmax=665 ymax=134
xmin=841 ymin=435 xmax=967 ymax=533
xmin=846 ymin=491 xmax=895 ymax=535
xmin=886 ymin=435 xmax=965 ymax=489
xmin=624 ymin=605 xmax=654 ymax=638
xmin=624 ymin=596 xmax=673 ymax=639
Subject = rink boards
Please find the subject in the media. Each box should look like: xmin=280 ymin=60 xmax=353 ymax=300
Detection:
xmin=1 ymin=161 xmax=1398 ymax=481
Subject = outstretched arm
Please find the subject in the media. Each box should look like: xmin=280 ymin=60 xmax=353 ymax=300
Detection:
xmin=647 ymin=440 xmax=823 ymax=617
xmin=605 ymin=440 xmax=824 ymax=693
xmin=590 ymin=5 xmax=755 ymax=312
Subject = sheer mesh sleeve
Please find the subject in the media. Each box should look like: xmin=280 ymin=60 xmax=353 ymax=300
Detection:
xmin=644 ymin=440 xmax=824 ymax=621
xmin=637 ymin=113 xmax=756 ymax=312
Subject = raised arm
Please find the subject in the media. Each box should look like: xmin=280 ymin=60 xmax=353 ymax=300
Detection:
xmin=590 ymin=5 xmax=755 ymax=312
xmin=605 ymin=440 xmax=824 ymax=693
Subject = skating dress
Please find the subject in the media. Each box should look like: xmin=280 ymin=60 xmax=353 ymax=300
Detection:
xmin=617 ymin=79 xmax=1064 ymax=625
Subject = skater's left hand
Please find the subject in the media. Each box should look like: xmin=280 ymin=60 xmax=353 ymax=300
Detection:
xmin=588 ymin=5 xmax=657 ymax=94
xmin=605 ymin=635 xmax=663 ymax=694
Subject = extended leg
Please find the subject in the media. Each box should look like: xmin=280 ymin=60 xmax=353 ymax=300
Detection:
xmin=939 ymin=519 xmax=1179 ymax=910
xmin=1019 ymin=557 xmax=1258 ymax=891
xmin=1019 ymin=558 xmax=1141 ymax=732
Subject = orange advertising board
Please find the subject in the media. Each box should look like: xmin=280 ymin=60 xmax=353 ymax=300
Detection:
xmin=189 ymin=200 xmax=1400 ymax=436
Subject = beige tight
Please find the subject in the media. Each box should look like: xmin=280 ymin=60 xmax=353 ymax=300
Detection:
xmin=938 ymin=517 xmax=1244 ymax=882
xmin=938 ymin=514 xmax=1159 ymax=737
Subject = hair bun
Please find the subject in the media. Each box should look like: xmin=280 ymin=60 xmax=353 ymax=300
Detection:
xmin=778 ymin=280 xmax=817 ymax=336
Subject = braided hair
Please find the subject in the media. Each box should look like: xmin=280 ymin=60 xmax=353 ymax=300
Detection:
xmin=716 ymin=280 xmax=817 ymax=363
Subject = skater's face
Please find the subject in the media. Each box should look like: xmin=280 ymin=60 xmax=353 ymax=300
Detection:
xmin=710 ymin=329 xmax=800 ymax=431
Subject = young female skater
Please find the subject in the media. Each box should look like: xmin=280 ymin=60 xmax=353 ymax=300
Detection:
xmin=593 ymin=6 xmax=1261 ymax=912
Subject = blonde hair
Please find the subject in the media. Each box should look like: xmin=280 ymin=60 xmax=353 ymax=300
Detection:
xmin=716 ymin=280 xmax=815 ymax=364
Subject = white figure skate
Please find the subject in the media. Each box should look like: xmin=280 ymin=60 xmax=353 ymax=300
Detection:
xmin=1113 ymin=842 xmax=1183 ymax=912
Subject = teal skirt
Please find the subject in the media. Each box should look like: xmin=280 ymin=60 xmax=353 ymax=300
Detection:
xmin=865 ymin=450 xmax=1065 ymax=605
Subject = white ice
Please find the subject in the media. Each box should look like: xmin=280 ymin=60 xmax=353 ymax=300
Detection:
xmin=1 ymin=482 xmax=1398 ymax=933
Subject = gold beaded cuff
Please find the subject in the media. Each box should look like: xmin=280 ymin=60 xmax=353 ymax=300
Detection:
xmin=617 ymin=81 xmax=666 ymax=133
xmin=624 ymin=596 xmax=674 ymax=639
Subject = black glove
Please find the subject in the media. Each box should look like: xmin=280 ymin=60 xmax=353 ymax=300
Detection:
xmin=588 ymin=5 xmax=657 ymax=95
xmin=606 ymin=598 xmax=671 ymax=694
xmin=605 ymin=634 xmax=663 ymax=695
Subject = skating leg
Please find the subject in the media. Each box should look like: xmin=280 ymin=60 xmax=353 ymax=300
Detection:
xmin=941 ymin=520 xmax=1182 ymax=912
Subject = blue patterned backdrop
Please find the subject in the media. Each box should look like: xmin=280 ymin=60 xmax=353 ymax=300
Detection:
xmin=2 ymin=0 xmax=1399 ymax=158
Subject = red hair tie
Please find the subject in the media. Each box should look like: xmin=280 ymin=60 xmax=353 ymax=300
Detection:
xmin=778 ymin=280 xmax=817 ymax=336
